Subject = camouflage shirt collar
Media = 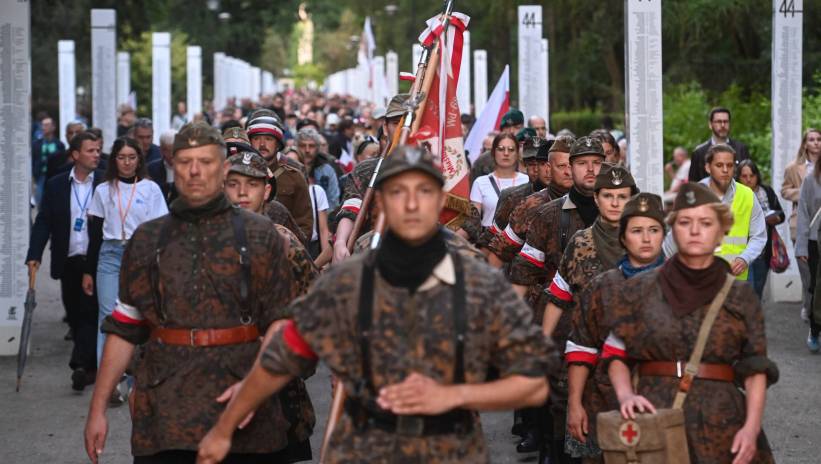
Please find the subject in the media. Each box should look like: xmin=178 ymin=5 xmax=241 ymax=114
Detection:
xmin=418 ymin=254 xmax=456 ymax=291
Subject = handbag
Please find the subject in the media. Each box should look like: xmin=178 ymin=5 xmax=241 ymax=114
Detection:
xmin=596 ymin=274 xmax=735 ymax=464
xmin=770 ymin=227 xmax=790 ymax=273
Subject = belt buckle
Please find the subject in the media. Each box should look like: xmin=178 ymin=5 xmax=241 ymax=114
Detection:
xmin=189 ymin=328 xmax=199 ymax=346
xmin=396 ymin=415 xmax=424 ymax=437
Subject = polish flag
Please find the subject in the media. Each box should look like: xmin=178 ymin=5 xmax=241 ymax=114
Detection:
xmin=411 ymin=13 xmax=472 ymax=229
xmin=463 ymin=65 xmax=510 ymax=163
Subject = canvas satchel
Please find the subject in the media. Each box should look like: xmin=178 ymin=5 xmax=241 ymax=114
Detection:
xmin=597 ymin=274 xmax=735 ymax=464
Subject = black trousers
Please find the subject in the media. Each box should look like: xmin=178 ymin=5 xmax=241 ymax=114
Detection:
xmin=61 ymin=255 xmax=98 ymax=371
xmin=134 ymin=449 xmax=299 ymax=464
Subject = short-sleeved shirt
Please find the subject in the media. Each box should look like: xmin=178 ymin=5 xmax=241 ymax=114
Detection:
xmin=88 ymin=179 xmax=168 ymax=240
xmin=470 ymin=172 xmax=529 ymax=227
xmin=308 ymin=184 xmax=329 ymax=242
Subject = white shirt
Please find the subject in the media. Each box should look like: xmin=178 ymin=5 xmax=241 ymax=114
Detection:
xmin=88 ymin=178 xmax=168 ymax=241
xmin=68 ymin=168 xmax=95 ymax=257
xmin=308 ymin=184 xmax=329 ymax=242
xmin=470 ymin=172 xmax=529 ymax=227
xmin=164 ymin=161 xmax=174 ymax=183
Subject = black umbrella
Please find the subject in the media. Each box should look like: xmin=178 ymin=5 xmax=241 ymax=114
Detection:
xmin=16 ymin=266 xmax=37 ymax=392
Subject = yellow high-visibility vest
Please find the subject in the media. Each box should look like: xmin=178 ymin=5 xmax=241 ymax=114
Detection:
xmin=717 ymin=182 xmax=754 ymax=280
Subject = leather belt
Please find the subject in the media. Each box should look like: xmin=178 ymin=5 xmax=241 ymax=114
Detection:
xmin=150 ymin=325 xmax=260 ymax=347
xmin=639 ymin=361 xmax=735 ymax=383
xmin=344 ymin=397 xmax=474 ymax=437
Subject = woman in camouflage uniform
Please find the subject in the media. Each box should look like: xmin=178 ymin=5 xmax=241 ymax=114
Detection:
xmin=603 ymin=183 xmax=777 ymax=464
xmin=542 ymin=163 xmax=637 ymax=463
xmin=564 ymin=192 xmax=666 ymax=463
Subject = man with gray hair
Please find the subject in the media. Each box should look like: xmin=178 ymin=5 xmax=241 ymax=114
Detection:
xmin=297 ymin=127 xmax=340 ymax=210
xmin=131 ymin=117 xmax=162 ymax=164
xmin=148 ymin=130 xmax=178 ymax=204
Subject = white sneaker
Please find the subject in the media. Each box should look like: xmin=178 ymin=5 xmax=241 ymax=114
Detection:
xmin=801 ymin=306 xmax=810 ymax=325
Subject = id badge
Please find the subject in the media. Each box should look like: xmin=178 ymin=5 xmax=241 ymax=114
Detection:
xmin=73 ymin=217 xmax=85 ymax=232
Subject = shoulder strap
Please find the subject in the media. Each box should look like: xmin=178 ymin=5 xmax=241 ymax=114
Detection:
xmin=273 ymin=166 xmax=287 ymax=178
xmin=451 ymin=250 xmax=467 ymax=384
xmin=560 ymin=200 xmax=571 ymax=252
xmin=488 ymin=176 xmax=502 ymax=198
xmin=150 ymin=216 xmax=175 ymax=324
xmin=229 ymin=208 xmax=253 ymax=323
xmin=357 ymin=253 xmax=377 ymax=396
xmin=672 ymin=273 xmax=735 ymax=409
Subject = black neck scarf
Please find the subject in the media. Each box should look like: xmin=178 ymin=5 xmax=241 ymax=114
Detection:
xmin=569 ymin=186 xmax=598 ymax=227
xmin=376 ymin=227 xmax=448 ymax=293
xmin=657 ymin=254 xmax=731 ymax=317
xmin=532 ymin=180 xmax=548 ymax=193
xmin=170 ymin=193 xmax=233 ymax=223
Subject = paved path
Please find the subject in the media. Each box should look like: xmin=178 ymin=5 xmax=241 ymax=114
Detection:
xmin=1 ymin=253 xmax=819 ymax=463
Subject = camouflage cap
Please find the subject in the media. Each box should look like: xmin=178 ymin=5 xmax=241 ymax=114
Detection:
xmin=672 ymin=182 xmax=720 ymax=212
xmin=375 ymin=146 xmax=444 ymax=187
xmin=595 ymin=163 xmax=637 ymax=193
xmin=500 ymin=109 xmax=524 ymax=128
xmin=569 ymin=136 xmax=605 ymax=160
xmin=173 ymin=121 xmax=225 ymax=154
xmin=522 ymin=136 xmax=550 ymax=161
xmin=227 ymin=151 xmax=271 ymax=179
xmin=619 ymin=192 xmax=665 ymax=238
xmin=385 ymin=93 xmax=411 ymax=119
xmin=223 ymin=126 xmax=250 ymax=143
xmin=549 ymin=134 xmax=575 ymax=154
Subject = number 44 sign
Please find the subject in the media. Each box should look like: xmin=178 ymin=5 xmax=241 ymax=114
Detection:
xmin=779 ymin=0 xmax=802 ymax=17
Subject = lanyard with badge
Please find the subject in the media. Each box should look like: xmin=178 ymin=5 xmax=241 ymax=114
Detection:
xmin=116 ymin=179 xmax=138 ymax=240
xmin=72 ymin=178 xmax=93 ymax=232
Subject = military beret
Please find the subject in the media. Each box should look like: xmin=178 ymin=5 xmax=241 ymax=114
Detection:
xmin=173 ymin=121 xmax=225 ymax=154
xmin=672 ymin=182 xmax=720 ymax=211
xmin=227 ymin=151 xmax=271 ymax=179
xmin=375 ymin=146 xmax=444 ymax=187
xmin=595 ymin=163 xmax=637 ymax=193
xmin=570 ymin=136 xmax=605 ymax=160
xmin=500 ymin=109 xmax=524 ymax=128
xmin=549 ymin=134 xmax=575 ymax=154
xmin=222 ymin=126 xmax=249 ymax=143
xmin=516 ymin=127 xmax=537 ymax=142
xmin=385 ymin=94 xmax=410 ymax=119
xmin=522 ymin=136 xmax=550 ymax=161
xmin=619 ymin=192 xmax=665 ymax=237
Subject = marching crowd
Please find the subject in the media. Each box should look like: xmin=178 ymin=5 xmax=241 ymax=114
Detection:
xmin=25 ymin=88 xmax=814 ymax=463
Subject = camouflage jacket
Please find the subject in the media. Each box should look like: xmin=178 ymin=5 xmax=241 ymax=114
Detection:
xmin=337 ymin=157 xmax=379 ymax=226
xmin=265 ymin=200 xmax=308 ymax=246
xmin=508 ymin=195 xmax=588 ymax=317
xmin=272 ymin=160 xmax=313 ymax=239
xmin=600 ymin=269 xmax=778 ymax=464
xmin=487 ymin=185 xmax=564 ymax=264
xmin=101 ymin=194 xmax=304 ymax=456
xmin=260 ymin=251 xmax=557 ymax=463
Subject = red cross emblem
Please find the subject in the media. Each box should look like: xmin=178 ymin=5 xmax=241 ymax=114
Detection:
xmin=619 ymin=421 xmax=641 ymax=446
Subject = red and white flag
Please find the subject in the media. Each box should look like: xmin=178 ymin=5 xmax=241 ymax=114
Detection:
xmin=411 ymin=12 xmax=472 ymax=228
xmin=463 ymin=65 xmax=510 ymax=163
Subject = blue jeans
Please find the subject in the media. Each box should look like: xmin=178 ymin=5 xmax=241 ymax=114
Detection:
xmin=96 ymin=240 xmax=126 ymax=366
xmin=749 ymin=254 xmax=769 ymax=299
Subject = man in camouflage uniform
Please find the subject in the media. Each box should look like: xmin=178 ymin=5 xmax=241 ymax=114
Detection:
xmin=481 ymin=136 xmax=551 ymax=262
xmin=245 ymin=110 xmax=314 ymax=239
xmin=224 ymin=126 xmax=308 ymax=246
xmin=488 ymin=135 xmax=574 ymax=266
xmin=83 ymin=122 xmax=309 ymax=464
xmin=223 ymin=149 xmax=318 ymax=461
xmin=198 ymin=147 xmax=556 ymax=464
